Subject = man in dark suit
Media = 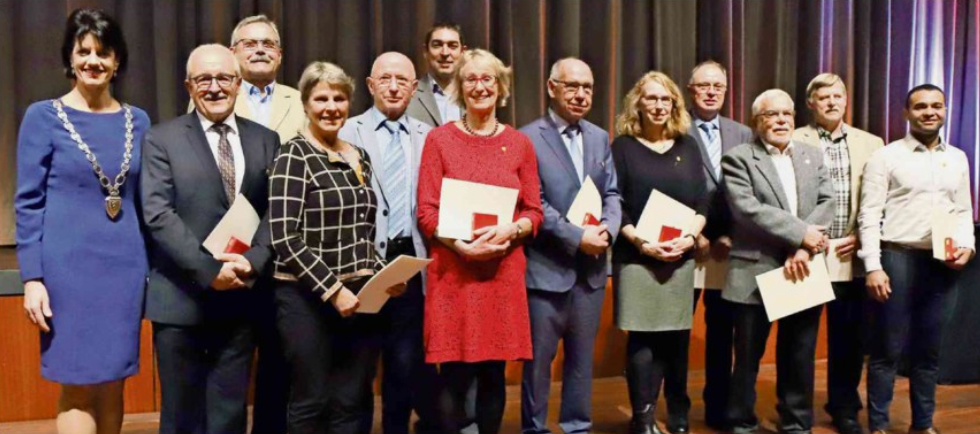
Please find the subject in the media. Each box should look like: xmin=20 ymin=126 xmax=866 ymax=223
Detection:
xmin=406 ymin=22 xmax=466 ymax=127
xmin=684 ymin=60 xmax=754 ymax=431
xmin=721 ymin=89 xmax=835 ymax=434
xmin=519 ymin=58 xmax=621 ymax=434
xmin=141 ymin=44 xmax=280 ymax=434
xmin=339 ymin=51 xmax=437 ymax=434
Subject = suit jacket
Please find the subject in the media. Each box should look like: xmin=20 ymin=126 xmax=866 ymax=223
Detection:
xmin=721 ymin=139 xmax=835 ymax=304
xmin=406 ymin=75 xmax=443 ymax=127
xmin=338 ymin=109 xmax=431 ymax=268
xmin=188 ymin=81 xmax=306 ymax=144
xmin=688 ymin=115 xmax=755 ymax=240
xmin=141 ymin=112 xmax=281 ymax=325
xmin=520 ymin=115 xmax=622 ymax=292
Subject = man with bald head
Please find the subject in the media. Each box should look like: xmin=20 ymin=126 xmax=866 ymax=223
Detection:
xmin=722 ymin=89 xmax=835 ymax=434
xmin=339 ymin=51 xmax=436 ymax=434
xmin=142 ymin=44 xmax=280 ymax=434
xmin=518 ymin=57 xmax=621 ymax=434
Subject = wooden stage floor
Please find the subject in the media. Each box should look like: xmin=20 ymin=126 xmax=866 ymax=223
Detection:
xmin=3 ymin=361 xmax=978 ymax=434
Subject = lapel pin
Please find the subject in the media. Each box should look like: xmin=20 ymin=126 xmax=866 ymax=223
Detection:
xmin=805 ymin=159 xmax=810 ymax=165
xmin=502 ymin=146 xmax=507 ymax=153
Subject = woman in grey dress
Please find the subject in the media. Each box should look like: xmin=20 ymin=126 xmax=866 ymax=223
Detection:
xmin=611 ymin=71 xmax=708 ymax=434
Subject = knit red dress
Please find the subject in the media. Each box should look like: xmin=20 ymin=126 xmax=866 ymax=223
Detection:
xmin=417 ymin=123 xmax=543 ymax=363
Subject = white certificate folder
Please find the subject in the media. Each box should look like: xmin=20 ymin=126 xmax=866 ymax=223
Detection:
xmin=356 ymin=255 xmax=433 ymax=314
xmin=755 ymin=254 xmax=835 ymax=322
xmin=203 ymin=194 xmax=261 ymax=256
xmin=566 ymin=176 xmax=602 ymax=228
xmin=633 ymin=189 xmax=696 ymax=244
xmin=437 ymin=178 xmax=519 ymax=241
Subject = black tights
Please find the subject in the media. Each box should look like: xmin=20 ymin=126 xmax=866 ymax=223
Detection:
xmin=438 ymin=361 xmax=506 ymax=434
xmin=626 ymin=330 xmax=692 ymax=422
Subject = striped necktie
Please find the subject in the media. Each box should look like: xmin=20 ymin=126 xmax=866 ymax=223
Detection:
xmin=209 ymin=123 xmax=236 ymax=203
xmin=699 ymin=122 xmax=722 ymax=179
xmin=383 ymin=120 xmax=409 ymax=238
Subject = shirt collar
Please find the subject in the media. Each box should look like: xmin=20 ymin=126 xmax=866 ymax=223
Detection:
xmin=693 ymin=114 xmax=720 ymax=131
xmin=904 ymin=134 xmax=947 ymax=152
xmin=370 ymin=106 xmax=408 ymax=132
xmin=548 ymin=108 xmax=579 ymax=134
xmin=763 ymin=140 xmax=794 ymax=156
xmin=197 ymin=111 xmax=240 ymax=136
xmin=242 ymin=80 xmax=275 ymax=98
xmin=816 ymin=123 xmax=848 ymax=142
xmin=429 ymin=74 xmax=446 ymax=96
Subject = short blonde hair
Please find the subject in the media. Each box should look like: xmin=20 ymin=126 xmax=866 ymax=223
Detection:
xmin=297 ymin=61 xmax=355 ymax=104
xmin=449 ymin=49 xmax=513 ymax=108
xmin=805 ymin=72 xmax=845 ymax=102
xmin=615 ymin=71 xmax=691 ymax=139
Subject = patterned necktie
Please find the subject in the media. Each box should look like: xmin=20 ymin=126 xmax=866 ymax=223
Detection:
xmin=383 ymin=120 xmax=409 ymax=238
xmin=699 ymin=122 xmax=722 ymax=179
xmin=564 ymin=124 xmax=584 ymax=181
xmin=209 ymin=123 xmax=236 ymax=203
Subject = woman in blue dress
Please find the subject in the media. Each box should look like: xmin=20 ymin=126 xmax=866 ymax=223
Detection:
xmin=14 ymin=9 xmax=149 ymax=434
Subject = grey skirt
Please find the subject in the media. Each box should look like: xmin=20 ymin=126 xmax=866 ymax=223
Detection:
xmin=613 ymin=260 xmax=696 ymax=332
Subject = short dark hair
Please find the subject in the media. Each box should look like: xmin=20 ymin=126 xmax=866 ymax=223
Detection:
xmin=424 ymin=22 xmax=464 ymax=47
xmin=905 ymin=83 xmax=945 ymax=109
xmin=61 ymin=8 xmax=128 ymax=80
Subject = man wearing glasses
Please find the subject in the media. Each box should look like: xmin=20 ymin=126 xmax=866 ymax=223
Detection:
xmin=339 ymin=52 xmax=438 ymax=434
xmin=143 ymin=44 xmax=281 ymax=434
xmin=721 ymin=89 xmax=835 ymax=434
xmin=685 ymin=60 xmax=754 ymax=432
xmin=407 ymin=22 xmax=467 ymax=127
xmin=518 ymin=57 xmax=621 ymax=434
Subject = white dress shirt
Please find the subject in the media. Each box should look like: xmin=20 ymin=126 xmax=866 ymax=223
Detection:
xmin=858 ymin=135 xmax=975 ymax=272
xmin=429 ymin=74 xmax=461 ymax=124
xmin=764 ymin=141 xmax=798 ymax=217
xmin=197 ymin=111 xmax=245 ymax=195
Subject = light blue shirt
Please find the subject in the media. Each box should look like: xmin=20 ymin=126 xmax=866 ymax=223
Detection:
xmin=694 ymin=114 xmax=722 ymax=178
xmin=242 ymin=80 xmax=275 ymax=128
xmin=549 ymin=109 xmax=584 ymax=181
xmin=430 ymin=74 xmax=461 ymax=124
xmin=370 ymin=106 xmax=411 ymax=238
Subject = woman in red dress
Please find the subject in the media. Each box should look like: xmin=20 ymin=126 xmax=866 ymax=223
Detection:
xmin=416 ymin=48 xmax=543 ymax=434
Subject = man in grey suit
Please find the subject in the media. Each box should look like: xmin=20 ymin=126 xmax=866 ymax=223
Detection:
xmin=338 ymin=52 xmax=437 ymax=434
xmin=721 ymin=89 xmax=835 ymax=434
xmin=406 ymin=22 xmax=466 ymax=127
xmin=685 ymin=60 xmax=754 ymax=431
xmin=141 ymin=44 xmax=280 ymax=434
xmin=519 ymin=58 xmax=621 ymax=434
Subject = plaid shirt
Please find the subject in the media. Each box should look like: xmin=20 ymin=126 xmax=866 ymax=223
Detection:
xmin=270 ymin=136 xmax=386 ymax=301
xmin=818 ymin=126 xmax=851 ymax=238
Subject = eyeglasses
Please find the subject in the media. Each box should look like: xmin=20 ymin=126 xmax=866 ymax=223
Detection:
xmin=190 ymin=74 xmax=238 ymax=88
xmin=759 ymin=110 xmax=795 ymax=120
xmin=642 ymin=95 xmax=674 ymax=107
xmin=373 ymin=74 xmax=415 ymax=89
xmin=463 ymin=75 xmax=497 ymax=89
xmin=691 ymin=82 xmax=728 ymax=93
xmin=553 ymin=80 xmax=594 ymax=95
xmin=234 ymin=38 xmax=280 ymax=52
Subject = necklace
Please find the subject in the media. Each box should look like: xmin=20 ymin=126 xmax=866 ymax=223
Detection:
xmin=462 ymin=114 xmax=500 ymax=137
xmin=53 ymin=99 xmax=134 ymax=220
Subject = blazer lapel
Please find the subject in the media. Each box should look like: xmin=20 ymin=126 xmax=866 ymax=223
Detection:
xmin=719 ymin=117 xmax=742 ymax=152
xmin=750 ymin=142 xmax=790 ymax=211
xmin=792 ymin=143 xmax=814 ymax=215
xmin=268 ymin=87 xmax=292 ymax=133
xmin=234 ymin=93 xmax=252 ymax=120
xmin=417 ymin=77 xmax=443 ymax=125
xmin=581 ymin=123 xmax=600 ymax=181
xmin=236 ymin=120 xmax=261 ymax=200
xmin=185 ymin=114 xmax=230 ymax=209
xmin=355 ymin=117 xmax=389 ymax=206
xmin=539 ymin=118 xmax=580 ymax=185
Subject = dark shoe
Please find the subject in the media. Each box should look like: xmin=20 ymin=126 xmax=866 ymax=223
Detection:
xmin=705 ymin=417 xmax=729 ymax=432
xmin=667 ymin=417 xmax=689 ymax=434
xmin=908 ymin=428 xmax=940 ymax=434
xmin=629 ymin=404 xmax=666 ymax=434
xmin=832 ymin=417 xmax=865 ymax=434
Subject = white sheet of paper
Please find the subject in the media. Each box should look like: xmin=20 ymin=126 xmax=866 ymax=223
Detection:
xmin=694 ymin=257 xmax=729 ymax=290
xmin=356 ymin=255 xmax=433 ymax=314
xmin=437 ymin=178 xmax=519 ymax=241
xmin=931 ymin=210 xmax=958 ymax=261
xmin=566 ymin=176 xmax=602 ymax=228
xmin=756 ymin=254 xmax=835 ymax=322
xmin=825 ymin=238 xmax=854 ymax=282
xmin=203 ymin=194 xmax=261 ymax=255
xmin=634 ymin=189 xmax=696 ymax=243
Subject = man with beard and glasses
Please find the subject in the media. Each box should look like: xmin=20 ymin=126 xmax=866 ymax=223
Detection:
xmin=142 ymin=44 xmax=280 ymax=434
xmin=339 ymin=51 xmax=439 ymax=434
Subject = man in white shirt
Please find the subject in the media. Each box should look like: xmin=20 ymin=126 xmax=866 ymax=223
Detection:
xmin=859 ymin=84 xmax=975 ymax=434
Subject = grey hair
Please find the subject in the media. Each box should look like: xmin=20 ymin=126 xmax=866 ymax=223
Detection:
xmin=230 ymin=15 xmax=281 ymax=46
xmin=185 ymin=43 xmax=241 ymax=79
xmin=548 ymin=57 xmax=581 ymax=81
xmin=688 ymin=60 xmax=728 ymax=84
xmin=751 ymin=89 xmax=793 ymax=118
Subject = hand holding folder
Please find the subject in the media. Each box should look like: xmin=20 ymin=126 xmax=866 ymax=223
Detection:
xmin=756 ymin=253 xmax=835 ymax=322
xmin=203 ymin=194 xmax=261 ymax=288
xmin=356 ymin=256 xmax=433 ymax=313
xmin=437 ymin=178 xmax=519 ymax=241
xmin=634 ymin=189 xmax=696 ymax=245
xmin=566 ymin=176 xmax=603 ymax=228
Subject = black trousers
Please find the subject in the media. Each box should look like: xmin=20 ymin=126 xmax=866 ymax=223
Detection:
xmin=438 ymin=361 xmax=507 ymax=434
xmin=824 ymin=280 xmax=868 ymax=421
xmin=728 ymin=303 xmax=822 ymax=434
xmin=698 ymin=289 xmax=736 ymax=426
xmin=154 ymin=319 xmax=255 ymax=434
xmin=626 ymin=330 xmax=692 ymax=424
xmin=360 ymin=237 xmax=440 ymax=434
xmin=250 ymin=288 xmax=289 ymax=434
xmin=275 ymin=278 xmax=382 ymax=434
